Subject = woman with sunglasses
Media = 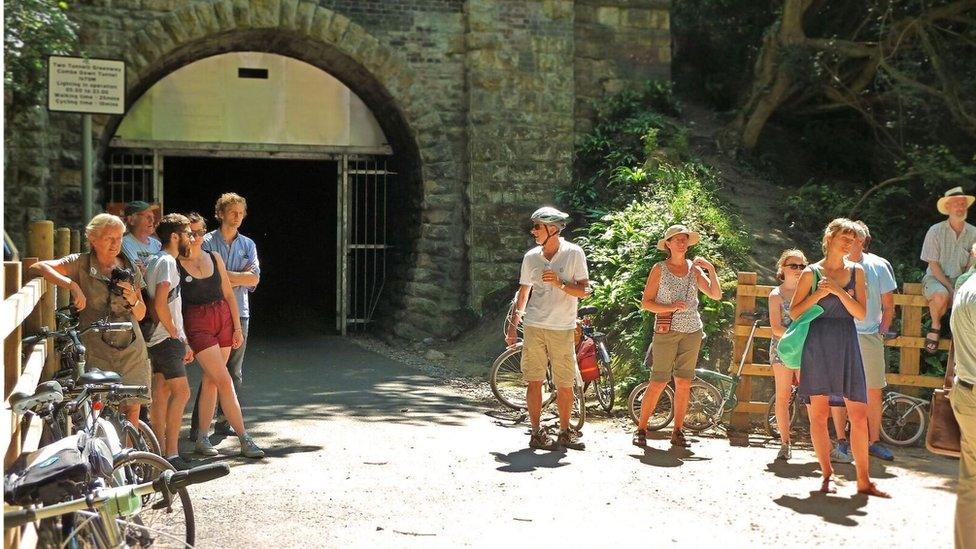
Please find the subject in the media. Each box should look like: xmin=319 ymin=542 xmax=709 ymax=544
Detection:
xmin=768 ymin=249 xmax=808 ymax=460
xmin=179 ymin=212 xmax=265 ymax=459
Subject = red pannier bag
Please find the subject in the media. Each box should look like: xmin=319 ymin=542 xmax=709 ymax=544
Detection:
xmin=576 ymin=337 xmax=600 ymax=383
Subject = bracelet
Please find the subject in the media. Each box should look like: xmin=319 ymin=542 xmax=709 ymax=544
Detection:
xmin=560 ymin=281 xmax=567 ymax=290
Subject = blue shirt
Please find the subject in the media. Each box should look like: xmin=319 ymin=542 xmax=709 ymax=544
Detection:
xmin=851 ymin=252 xmax=897 ymax=334
xmin=202 ymin=230 xmax=260 ymax=318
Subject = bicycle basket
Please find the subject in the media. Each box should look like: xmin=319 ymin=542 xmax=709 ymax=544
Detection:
xmin=4 ymin=433 xmax=113 ymax=505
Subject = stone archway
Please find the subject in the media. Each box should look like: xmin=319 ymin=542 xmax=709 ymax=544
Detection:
xmin=97 ymin=1 xmax=467 ymax=338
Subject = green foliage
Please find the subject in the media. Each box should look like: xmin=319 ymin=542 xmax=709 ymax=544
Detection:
xmin=4 ymin=0 xmax=78 ymax=109
xmin=566 ymin=82 xmax=749 ymax=398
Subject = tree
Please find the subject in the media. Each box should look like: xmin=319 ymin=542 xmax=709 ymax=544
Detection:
xmin=4 ymin=0 xmax=78 ymax=109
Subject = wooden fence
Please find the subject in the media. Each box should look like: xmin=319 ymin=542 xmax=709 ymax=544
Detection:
xmin=729 ymin=271 xmax=949 ymax=429
xmin=3 ymin=221 xmax=80 ymax=549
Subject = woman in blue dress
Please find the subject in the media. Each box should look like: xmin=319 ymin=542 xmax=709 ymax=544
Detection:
xmin=790 ymin=218 xmax=889 ymax=498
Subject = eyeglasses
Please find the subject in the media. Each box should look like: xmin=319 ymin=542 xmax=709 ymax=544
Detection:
xmin=532 ymin=224 xmax=547 ymax=230
xmin=784 ymin=263 xmax=807 ymax=270
xmin=190 ymin=229 xmax=207 ymax=237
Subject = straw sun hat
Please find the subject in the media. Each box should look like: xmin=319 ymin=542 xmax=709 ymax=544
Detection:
xmin=656 ymin=224 xmax=701 ymax=251
xmin=937 ymin=186 xmax=975 ymax=215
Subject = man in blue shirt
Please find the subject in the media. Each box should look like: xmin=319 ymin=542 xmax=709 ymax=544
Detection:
xmin=189 ymin=193 xmax=261 ymax=438
xmin=832 ymin=221 xmax=898 ymax=462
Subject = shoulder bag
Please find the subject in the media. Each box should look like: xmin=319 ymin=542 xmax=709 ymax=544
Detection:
xmin=776 ymin=268 xmax=823 ymax=370
xmin=926 ymin=342 xmax=961 ymax=457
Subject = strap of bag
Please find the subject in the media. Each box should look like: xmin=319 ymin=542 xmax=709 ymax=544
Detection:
xmin=944 ymin=341 xmax=956 ymax=390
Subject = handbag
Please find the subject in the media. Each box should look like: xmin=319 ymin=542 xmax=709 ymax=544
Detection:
xmin=776 ymin=268 xmax=823 ymax=370
xmin=926 ymin=343 xmax=961 ymax=457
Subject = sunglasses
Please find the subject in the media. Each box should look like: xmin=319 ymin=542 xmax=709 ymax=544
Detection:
xmin=190 ymin=229 xmax=207 ymax=237
xmin=532 ymin=224 xmax=547 ymax=230
xmin=784 ymin=263 xmax=807 ymax=270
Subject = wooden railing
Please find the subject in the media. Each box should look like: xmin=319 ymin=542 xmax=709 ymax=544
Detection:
xmin=729 ymin=271 xmax=949 ymax=428
xmin=3 ymin=221 xmax=80 ymax=549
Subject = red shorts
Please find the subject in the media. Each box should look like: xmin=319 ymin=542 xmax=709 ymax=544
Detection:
xmin=184 ymin=299 xmax=233 ymax=353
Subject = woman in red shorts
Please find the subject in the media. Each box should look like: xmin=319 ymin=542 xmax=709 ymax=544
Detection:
xmin=180 ymin=213 xmax=265 ymax=458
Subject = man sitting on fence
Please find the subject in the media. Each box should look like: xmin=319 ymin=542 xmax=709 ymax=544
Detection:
xmin=920 ymin=187 xmax=976 ymax=353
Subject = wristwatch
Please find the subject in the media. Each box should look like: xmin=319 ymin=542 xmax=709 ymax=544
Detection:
xmin=560 ymin=281 xmax=567 ymax=290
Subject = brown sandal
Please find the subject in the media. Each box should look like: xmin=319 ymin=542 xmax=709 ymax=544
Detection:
xmin=857 ymin=482 xmax=891 ymax=498
xmin=819 ymin=477 xmax=837 ymax=494
xmin=670 ymin=429 xmax=690 ymax=448
xmin=924 ymin=331 xmax=940 ymax=354
xmin=633 ymin=429 xmax=647 ymax=447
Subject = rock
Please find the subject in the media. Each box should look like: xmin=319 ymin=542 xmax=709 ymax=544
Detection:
xmin=425 ymin=349 xmax=446 ymax=360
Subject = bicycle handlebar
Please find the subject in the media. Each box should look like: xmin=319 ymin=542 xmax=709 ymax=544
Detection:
xmin=159 ymin=463 xmax=230 ymax=492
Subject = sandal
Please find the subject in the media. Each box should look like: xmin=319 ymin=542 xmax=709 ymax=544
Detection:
xmin=819 ymin=477 xmax=837 ymax=494
xmin=924 ymin=330 xmax=940 ymax=354
xmin=632 ymin=428 xmax=647 ymax=447
xmin=857 ymin=482 xmax=891 ymax=498
xmin=670 ymin=428 xmax=691 ymax=448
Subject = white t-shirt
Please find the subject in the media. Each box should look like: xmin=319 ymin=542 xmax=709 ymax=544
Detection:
xmin=144 ymin=253 xmax=184 ymax=347
xmin=122 ymin=233 xmax=162 ymax=276
xmin=519 ymin=238 xmax=589 ymax=330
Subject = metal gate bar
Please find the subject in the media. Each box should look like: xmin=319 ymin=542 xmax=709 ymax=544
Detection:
xmin=107 ymin=150 xmax=157 ymax=210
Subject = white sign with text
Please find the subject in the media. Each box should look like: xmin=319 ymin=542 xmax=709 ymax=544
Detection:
xmin=48 ymin=56 xmax=125 ymax=114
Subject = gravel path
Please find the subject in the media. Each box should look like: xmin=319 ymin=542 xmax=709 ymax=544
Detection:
xmin=180 ymin=332 xmax=958 ymax=548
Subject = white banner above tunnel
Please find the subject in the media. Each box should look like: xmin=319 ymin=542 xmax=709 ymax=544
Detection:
xmin=113 ymin=52 xmax=388 ymax=150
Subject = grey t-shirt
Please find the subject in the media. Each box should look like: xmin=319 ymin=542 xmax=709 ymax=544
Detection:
xmin=144 ymin=253 xmax=184 ymax=347
xmin=122 ymin=233 xmax=162 ymax=276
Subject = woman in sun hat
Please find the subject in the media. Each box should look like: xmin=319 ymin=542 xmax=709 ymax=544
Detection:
xmin=632 ymin=224 xmax=722 ymax=449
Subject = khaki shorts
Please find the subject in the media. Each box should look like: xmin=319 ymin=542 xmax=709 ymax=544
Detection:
xmin=521 ymin=325 xmax=577 ymax=389
xmin=857 ymin=332 xmax=887 ymax=389
xmin=648 ymin=330 xmax=703 ymax=382
xmin=922 ymin=273 xmax=955 ymax=300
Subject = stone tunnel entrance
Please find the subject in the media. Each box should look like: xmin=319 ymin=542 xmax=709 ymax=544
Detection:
xmin=104 ymin=52 xmax=420 ymax=335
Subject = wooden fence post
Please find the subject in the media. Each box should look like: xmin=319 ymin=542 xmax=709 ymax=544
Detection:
xmin=731 ymin=272 xmax=758 ymax=430
xmin=27 ymin=221 xmax=57 ymax=378
xmin=900 ymin=283 xmax=923 ymax=395
xmin=4 ymin=263 xmax=22 ymax=400
xmin=70 ymin=229 xmax=81 ymax=254
xmin=55 ymin=228 xmax=71 ymax=308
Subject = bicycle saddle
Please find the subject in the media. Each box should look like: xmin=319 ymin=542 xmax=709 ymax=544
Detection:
xmin=9 ymin=381 xmax=64 ymax=415
xmin=78 ymin=369 xmax=122 ymax=385
xmin=577 ymin=306 xmax=599 ymax=317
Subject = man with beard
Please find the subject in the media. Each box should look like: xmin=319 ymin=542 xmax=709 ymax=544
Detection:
xmin=145 ymin=213 xmax=195 ymax=470
xmin=121 ymin=201 xmax=162 ymax=276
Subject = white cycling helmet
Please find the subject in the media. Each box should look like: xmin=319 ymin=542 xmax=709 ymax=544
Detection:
xmin=530 ymin=206 xmax=570 ymax=228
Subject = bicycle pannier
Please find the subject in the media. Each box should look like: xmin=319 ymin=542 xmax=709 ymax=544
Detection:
xmin=576 ymin=338 xmax=600 ymax=383
xmin=926 ymin=343 xmax=961 ymax=457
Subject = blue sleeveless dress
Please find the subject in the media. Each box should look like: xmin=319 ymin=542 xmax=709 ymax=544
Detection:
xmin=797 ymin=266 xmax=868 ymax=404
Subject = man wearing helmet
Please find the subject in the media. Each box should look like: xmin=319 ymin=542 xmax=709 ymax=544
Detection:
xmin=505 ymin=206 xmax=590 ymax=450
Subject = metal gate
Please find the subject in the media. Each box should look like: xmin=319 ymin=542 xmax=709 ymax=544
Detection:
xmin=337 ymin=157 xmax=393 ymax=334
xmin=107 ymin=150 xmax=161 ymax=209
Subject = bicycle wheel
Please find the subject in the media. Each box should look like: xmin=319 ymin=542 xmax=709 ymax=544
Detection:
xmin=594 ymin=356 xmax=615 ymax=414
xmin=683 ymin=381 xmax=723 ymax=433
xmin=489 ymin=346 xmax=554 ymax=410
xmin=880 ymin=396 xmax=927 ymax=447
xmin=764 ymin=391 xmax=798 ymax=438
xmin=628 ymin=382 xmax=674 ymax=431
xmin=112 ymin=451 xmax=195 ymax=547
xmin=137 ymin=419 xmax=161 ymax=455
xmin=571 ymin=384 xmax=586 ymax=432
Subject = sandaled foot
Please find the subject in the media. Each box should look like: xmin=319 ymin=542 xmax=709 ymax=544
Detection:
xmin=633 ymin=428 xmax=648 ymax=447
xmin=924 ymin=331 xmax=940 ymax=354
xmin=857 ymin=482 xmax=891 ymax=498
xmin=820 ymin=477 xmax=837 ymax=494
xmin=670 ymin=428 xmax=690 ymax=448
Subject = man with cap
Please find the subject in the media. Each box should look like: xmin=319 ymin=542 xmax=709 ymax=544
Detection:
xmin=505 ymin=206 xmax=590 ymax=451
xmin=920 ymin=187 xmax=976 ymax=353
xmin=121 ymin=201 xmax=162 ymax=276
xmin=950 ymin=272 xmax=976 ymax=548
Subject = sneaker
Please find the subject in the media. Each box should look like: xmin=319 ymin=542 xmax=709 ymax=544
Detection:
xmin=557 ymin=429 xmax=585 ymax=451
xmin=868 ymin=442 xmax=894 ymax=461
xmin=776 ymin=442 xmax=792 ymax=461
xmin=529 ymin=429 xmax=558 ymax=451
xmin=238 ymin=434 xmax=266 ymax=459
xmin=214 ymin=421 xmax=234 ymax=436
xmin=187 ymin=428 xmax=198 ymax=442
xmin=830 ymin=440 xmax=852 ymax=463
xmin=167 ymin=455 xmax=192 ymax=471
xmin=194 ymin=435 xmax=219 ymax=457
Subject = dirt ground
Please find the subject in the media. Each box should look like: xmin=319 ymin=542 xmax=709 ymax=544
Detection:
xmin=181 ymin=331 xmax=958 ymax=548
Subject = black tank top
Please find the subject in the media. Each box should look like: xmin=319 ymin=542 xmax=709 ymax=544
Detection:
xmin=178 ymin=251 xmax=224 ymax=305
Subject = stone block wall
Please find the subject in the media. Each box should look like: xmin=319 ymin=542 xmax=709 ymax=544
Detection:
xmin=3 ymin=0 xmax=670 ymax=338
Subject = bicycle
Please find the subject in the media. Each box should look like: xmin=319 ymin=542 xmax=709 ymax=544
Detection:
xmin=8 ymin=380 xmax=200 ymax=546
xmin=5 ymin=454 xmax=228 ymax=548
xmin=879 ymin=390 xmax=928 ymax=447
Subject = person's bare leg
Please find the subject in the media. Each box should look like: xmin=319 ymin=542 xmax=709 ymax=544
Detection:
xmin=150 ymin=374 xmax=170 ymax=453
xmin=195 ymin=345 xmax=222 ymax=435
xmin=165 ymin=378 xmax=190 ymax=456
xmin=808 ymin=396 xmax=834 ymax=484
xmin=846 ymin=399 xmax=873 ymax=490
xmin=526 ymin=381 xmax=543 ymax=431
xmin=772 ymin=364 xmax=794 ymax=444
xmin=638 ymin=380 xmax=669 ymax=430
xmin=123 ymin=404 xmax=141 ymax=429
xmin=672 ymin=377 xmax=692 ymax=431
xmin=196 ymin=346 xmax=246 ymax=435
xmin=867 ymin=388 xmax=883 ymax=443
xmin=556 ymin=386 xmax=573 ymax=431
xmin=928 ymin=292 xmax=950 ymax=331
xmin=831 ymin=406 xmax=848 ymax=443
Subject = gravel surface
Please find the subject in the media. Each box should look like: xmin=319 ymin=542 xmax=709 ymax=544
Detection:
xmin=179 ymin=332 xmax=958 ymax=548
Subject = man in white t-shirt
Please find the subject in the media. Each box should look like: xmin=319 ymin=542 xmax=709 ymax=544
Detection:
xmin=505 ymin=207 xmax=590 ymax=451
xmin=121 ymin=201 xmax=162 ymax=277
xmin=145 ymin=213 xmax=195 ymax=471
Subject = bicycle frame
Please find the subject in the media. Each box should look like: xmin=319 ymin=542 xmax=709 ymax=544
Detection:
xmin=695 ymin=317 xmax=762 ymax=422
